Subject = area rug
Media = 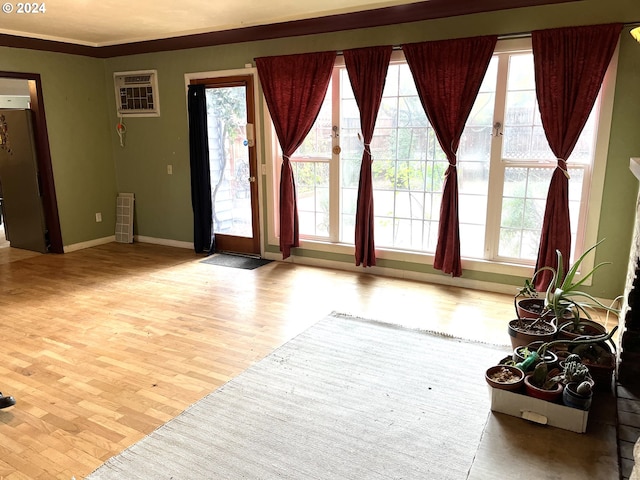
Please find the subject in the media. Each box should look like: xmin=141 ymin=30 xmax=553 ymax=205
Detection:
xmin=200 ymin=253 xmax=272 ymax=270
xmin=86 ymin=313 xmax=508 ymax=480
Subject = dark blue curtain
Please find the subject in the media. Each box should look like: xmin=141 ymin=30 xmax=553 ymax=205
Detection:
xmin=187 ymin=84 xmax=214 ymax=253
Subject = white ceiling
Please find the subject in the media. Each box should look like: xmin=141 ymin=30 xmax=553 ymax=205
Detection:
xmin=0 ymin=0 xmax=420 ymax=47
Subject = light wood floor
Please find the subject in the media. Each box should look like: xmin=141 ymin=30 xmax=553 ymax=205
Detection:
xmin=0 ymin=242 xmax=618 ymax=479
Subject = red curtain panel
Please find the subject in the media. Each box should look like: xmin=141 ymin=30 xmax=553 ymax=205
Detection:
xmin=344 ymin=46 xmax=393 ymax=267
xmin=256 ymin=51 xmax=336 ymax=259
xmin=404 ymin=35 xmax=497 ymax=277
xmin=532 ymin=23 xmax=623 ymax=291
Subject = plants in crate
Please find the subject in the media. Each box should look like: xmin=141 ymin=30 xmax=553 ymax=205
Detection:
xmin=516 ymin=340 xmax=604 ymax=409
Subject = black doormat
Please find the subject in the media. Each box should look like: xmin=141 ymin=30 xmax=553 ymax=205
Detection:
xmin=200 ymin=253 xmax=273 ymax=270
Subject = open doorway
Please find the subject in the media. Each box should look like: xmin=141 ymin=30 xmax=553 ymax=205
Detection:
xmin=0 ymin=72 xmax=62 ymax=253
xmin=0 ymin=77 xmax=32 ymax=250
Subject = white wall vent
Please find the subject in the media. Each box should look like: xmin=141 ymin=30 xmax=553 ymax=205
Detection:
xmin=114 ymin=70 xmax=160 ymax=117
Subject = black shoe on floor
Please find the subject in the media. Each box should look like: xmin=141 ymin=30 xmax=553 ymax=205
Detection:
xmin=0 ymin=394 xmax=16 ymax=409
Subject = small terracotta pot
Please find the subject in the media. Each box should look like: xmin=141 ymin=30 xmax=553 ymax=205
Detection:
xmin=516 ymin=298 xmax=552 ymax=320
xmin=558 ymin=319 xmax=607 ymax=341
xmin=524 ymin=374 xmax=563 ymax=403
xmin=485 ymin=365 xmax=525 ymax=391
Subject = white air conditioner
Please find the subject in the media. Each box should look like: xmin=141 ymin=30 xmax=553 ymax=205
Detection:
xmin=113 ymin=70 xmax=160 ymax=117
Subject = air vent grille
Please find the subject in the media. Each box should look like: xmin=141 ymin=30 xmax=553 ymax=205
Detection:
xmin=113 ymin=70 xmax=160 ymax=117
xmin=123 ymin=75 xmax=152 ymax=84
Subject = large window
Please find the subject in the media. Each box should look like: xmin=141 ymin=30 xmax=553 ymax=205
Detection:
xmin=274 ymin=39 xmax=608 ymax=268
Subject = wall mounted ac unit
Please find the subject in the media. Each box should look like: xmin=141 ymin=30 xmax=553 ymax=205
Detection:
xmin=113 ymin=70 xmax=160 ymax=117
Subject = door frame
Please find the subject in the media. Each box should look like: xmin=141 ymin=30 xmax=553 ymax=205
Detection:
xmin=185 ymin=68 xmax=264 ymax=257
xmin=0 ymin=71 xmax=63 ymax=253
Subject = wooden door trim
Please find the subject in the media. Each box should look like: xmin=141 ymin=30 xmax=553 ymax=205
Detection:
xmin=191 ymin=75 xmax=261 ymax=255
xmin=0 ymin=71 xmax=62 ymax=253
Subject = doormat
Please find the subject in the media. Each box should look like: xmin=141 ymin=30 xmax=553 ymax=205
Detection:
xmin=200 ymin=253 xmax=272 ymax=270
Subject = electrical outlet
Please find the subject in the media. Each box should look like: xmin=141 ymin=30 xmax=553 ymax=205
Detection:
xmin=167 ymin=164 xmax=173 ymax=175
xmin=95 ymin=212 xmax=102 ymax=222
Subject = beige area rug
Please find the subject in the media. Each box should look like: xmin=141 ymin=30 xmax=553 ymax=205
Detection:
xmin=87 ymin=313 xmax=508 ymax=480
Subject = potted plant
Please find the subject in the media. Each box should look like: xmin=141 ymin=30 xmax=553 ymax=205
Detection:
xmin=512 ymin=341 xmax=559 ymax=372
xmin=523 ymin=361 xmax=564 ymax=402
xmin=515 ymin=240 xmax=621 ymax=345
xmin=514 ymin=278 xmax=553 ymax=320
xmin=521 ymin=351 xmax=595 ymax=406
xmin=485 ymin=365 xmax=525 ymax=391
xmin=559 ymin=354 xmax=595 ymax=410
xmin=508 ymin=281 xmax=557 ymax=349
xmin=563 ymin=381 xmax=594 ymax=410
xmin=508 ymin=318 xmax=557 ymax=350
xmin=513 ymin=326 xmax=617 ymax=376
xmin=508 ymin=265 xmax=561 ymax=350
xmin=570 ymin=341 xmax=616 ymax=390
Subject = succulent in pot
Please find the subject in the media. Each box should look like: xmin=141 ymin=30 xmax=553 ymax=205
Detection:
xmin=570 ymin=341 xmax=616 ymax=391
xmin=512 ymin=341 xmax=559 ymax=372
xmin=561 ymin=354 xmax=593 ymax=385
xmin=563 ymin=381 xmax=593 ymax=410
xmin=523 ymin=362 xmax=564 ymax=402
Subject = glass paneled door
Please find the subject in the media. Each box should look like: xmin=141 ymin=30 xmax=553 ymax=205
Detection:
xmin=193 ymin=75 xmax=260 ymax=255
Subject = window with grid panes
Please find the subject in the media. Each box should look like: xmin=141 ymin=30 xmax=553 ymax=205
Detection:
xmin=281 ymin=40 xmax=600 ymax=265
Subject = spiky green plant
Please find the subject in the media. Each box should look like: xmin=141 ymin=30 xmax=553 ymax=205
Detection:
xmin=519 ymin=239 xmax=622 ymax=329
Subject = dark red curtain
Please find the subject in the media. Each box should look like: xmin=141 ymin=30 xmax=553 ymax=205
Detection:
xmin=256 ymin=51 xmax=336 ymax=259
xmin=404 ymin=35 xmax=497 ymax=277
xmin=344 ymin=46 xmax=392 ymax=267
xmin=532 ymin=23 xmax=622 ymax=291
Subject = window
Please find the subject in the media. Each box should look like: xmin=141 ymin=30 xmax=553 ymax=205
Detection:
xmin=271 ymin=38 xmax=610 ymax=269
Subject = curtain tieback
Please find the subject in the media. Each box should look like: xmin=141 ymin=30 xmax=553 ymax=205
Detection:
xmin=364 ymin=143 xmax=373 ymax=158
xmin=448 ymin=151 xmax=457 ymax=168
xmin=557 ymin=158 xmax=570 ymax=179
xmin=357 ymin=133 xmax=373 ymax=159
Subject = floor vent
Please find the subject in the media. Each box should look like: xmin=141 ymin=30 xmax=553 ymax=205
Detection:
xmin=115 ymin=193 xmax=134 ymax=243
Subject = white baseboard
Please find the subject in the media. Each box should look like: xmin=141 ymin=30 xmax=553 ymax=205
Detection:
xmin=63 ymin=235 xmax=115 ymax=253
xmin=64 ymin=235 xmax=194 ymax=253
xmin=263 ymin=251 xmax=520 ymax=296
xmin=135 ymin=235 xmax=194 ymax=250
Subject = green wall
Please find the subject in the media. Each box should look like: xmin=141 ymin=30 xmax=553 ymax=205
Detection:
xmin=0 ymin=0 xmax=637 ymax=299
